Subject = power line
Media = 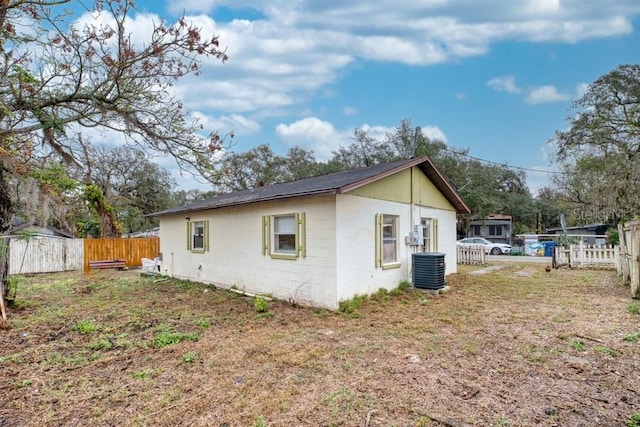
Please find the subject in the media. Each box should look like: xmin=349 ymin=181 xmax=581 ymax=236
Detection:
xmin=442 ymin=146 xmax=563 ymax=175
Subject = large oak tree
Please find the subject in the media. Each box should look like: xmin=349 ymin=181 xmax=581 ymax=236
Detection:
xmin=552 ymin=64 xmax=640 ymax=224
xmin=0 ymin=0 xmax=229 ymax=301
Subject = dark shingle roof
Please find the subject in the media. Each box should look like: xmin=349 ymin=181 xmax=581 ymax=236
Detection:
xmin=152 ymin=156 xmax=470 ymax=217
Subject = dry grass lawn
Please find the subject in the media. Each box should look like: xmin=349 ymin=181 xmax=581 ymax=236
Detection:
xmin=1 ymin=263 xmax=639 ymax=427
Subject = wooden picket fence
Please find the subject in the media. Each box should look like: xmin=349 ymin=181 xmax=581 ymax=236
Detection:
xmin=553 ymin=243 xmax=618 ymax=270
xmin=6 ymin=237 xmax=159 ymax=275
xmin=456 ymin=245 xmax=486 ymax=265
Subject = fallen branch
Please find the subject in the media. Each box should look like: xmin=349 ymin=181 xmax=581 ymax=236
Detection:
xmin=575 ymin=335 xmax=604 ymax=344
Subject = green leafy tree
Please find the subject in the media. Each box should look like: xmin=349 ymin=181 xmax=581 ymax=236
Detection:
xmin=217 ymin=144 xmax=288 ymax=191
xmin=282 ymin=147 xmax=323 ymax=180
xmin=552 ymin=64 xmax=640 ymax=224
xmin=82 ymin=145 xmax=175 ymax=233
xmin=328 ymin=129 xmax=396 ymax=169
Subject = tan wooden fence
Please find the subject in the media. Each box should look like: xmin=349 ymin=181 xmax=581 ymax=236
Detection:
xmin=9 ymin=238 xmax=83 ymax=274
xmin=456 ymin=245 xmax=486 ymax=265
xmin=554 ymin=243 xmax=618 ymax=270
xmin=618 ymin=221 xmax=640 ymax=299
xmin=83 ymin=237 xmax=160 ymax=272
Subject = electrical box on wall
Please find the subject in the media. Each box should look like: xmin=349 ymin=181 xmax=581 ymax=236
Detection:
xmin=408 ymin=224 xmax=424 ymax=246
xmin=409 ymin=231 xmax=422 ymax=246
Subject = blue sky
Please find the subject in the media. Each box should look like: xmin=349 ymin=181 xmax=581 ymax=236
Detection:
xmin=114 ymin=1 xmax=640 ymax=192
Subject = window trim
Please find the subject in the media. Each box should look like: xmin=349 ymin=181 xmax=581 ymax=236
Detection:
xmin=262 ymin=212 xmax=306 ymax=260
xmin=187 ymin=219 xmax=209 ymax=253
xmin=375 ymin=213 xmax=401 ymax=269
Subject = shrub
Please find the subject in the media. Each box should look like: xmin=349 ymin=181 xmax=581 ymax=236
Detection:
xmin=255 ymin=296 xmax=269 ymax=313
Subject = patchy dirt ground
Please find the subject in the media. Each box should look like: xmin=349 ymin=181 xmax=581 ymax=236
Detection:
xmin=1 ymin=264 xmax=639 ymax=427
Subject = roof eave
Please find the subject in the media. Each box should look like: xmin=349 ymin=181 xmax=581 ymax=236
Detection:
xmin=151 ymin=189 xmax=339 ymax=217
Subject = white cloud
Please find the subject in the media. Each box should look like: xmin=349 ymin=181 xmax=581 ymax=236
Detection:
xmin=488 ymin=75 xmax=574 ymax=105
xmin=160 ymin=1 xmax=640 ymax=89
xmin=274 ymin=119 xmax=449 ymax=161
xmin=275 ymin=117 xmax=350 ymax=160
xmin=487 ymin=75 xmax=522 ymax=94
xmin=524 ymin=85 xmax=571 ymax=104
xmin=360 ymin=124 xmax=394 ymax=141
xmin=422 ymin=126 xmax=448 ymax=143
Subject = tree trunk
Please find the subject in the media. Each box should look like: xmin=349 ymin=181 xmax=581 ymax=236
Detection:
xmin=0 ymin=167 xmax=12 ymax=311
xmin=0 ymin=167 xmax=12 ymax=233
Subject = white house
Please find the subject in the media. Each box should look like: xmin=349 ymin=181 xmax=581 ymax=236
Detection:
xmin=152 ymin=156 xmax=470 ymax=309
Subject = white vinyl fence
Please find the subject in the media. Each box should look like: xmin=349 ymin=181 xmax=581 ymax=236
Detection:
xmin=9 ymin=238 xmax=83 ymax=274
xmin=456 ymin=245 xmax=486 ymax=265
xmin=554 ymin=243 xmax=618 ymax=270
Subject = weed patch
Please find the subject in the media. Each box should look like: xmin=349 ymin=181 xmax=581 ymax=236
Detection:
xmin=571 ymin=339 xmax=585 ymax=351
xmin=182 ymin=351 xmax=199 ymax=363
xmin=339 ymin=294 xmax=366 ymax=316
xmin=628 ymin=302 xmax=640 ymax=315
xmin=594 ymin=346 xmax=617 ymax=357
xmin=87 ymin=337 xmax=113 ymax=351
xmin=72 ymin=319 xmax=100 ymax=334
xmin=132 ymin=368 xmax=157 ymax=380
xmin=252 ymin=415 xmax=267 ymax=427
xmin=154 ymin=330 xmax=199 ymax=348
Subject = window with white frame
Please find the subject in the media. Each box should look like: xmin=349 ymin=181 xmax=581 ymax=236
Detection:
xmin=274 ymin=215 xmax=296 ymax=253
xmin=262 ymin=213 xmax=306 ymax=260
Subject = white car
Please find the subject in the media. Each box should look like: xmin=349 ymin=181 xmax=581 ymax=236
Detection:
xmin=457 ymin=237 xmax=512 ymax=255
